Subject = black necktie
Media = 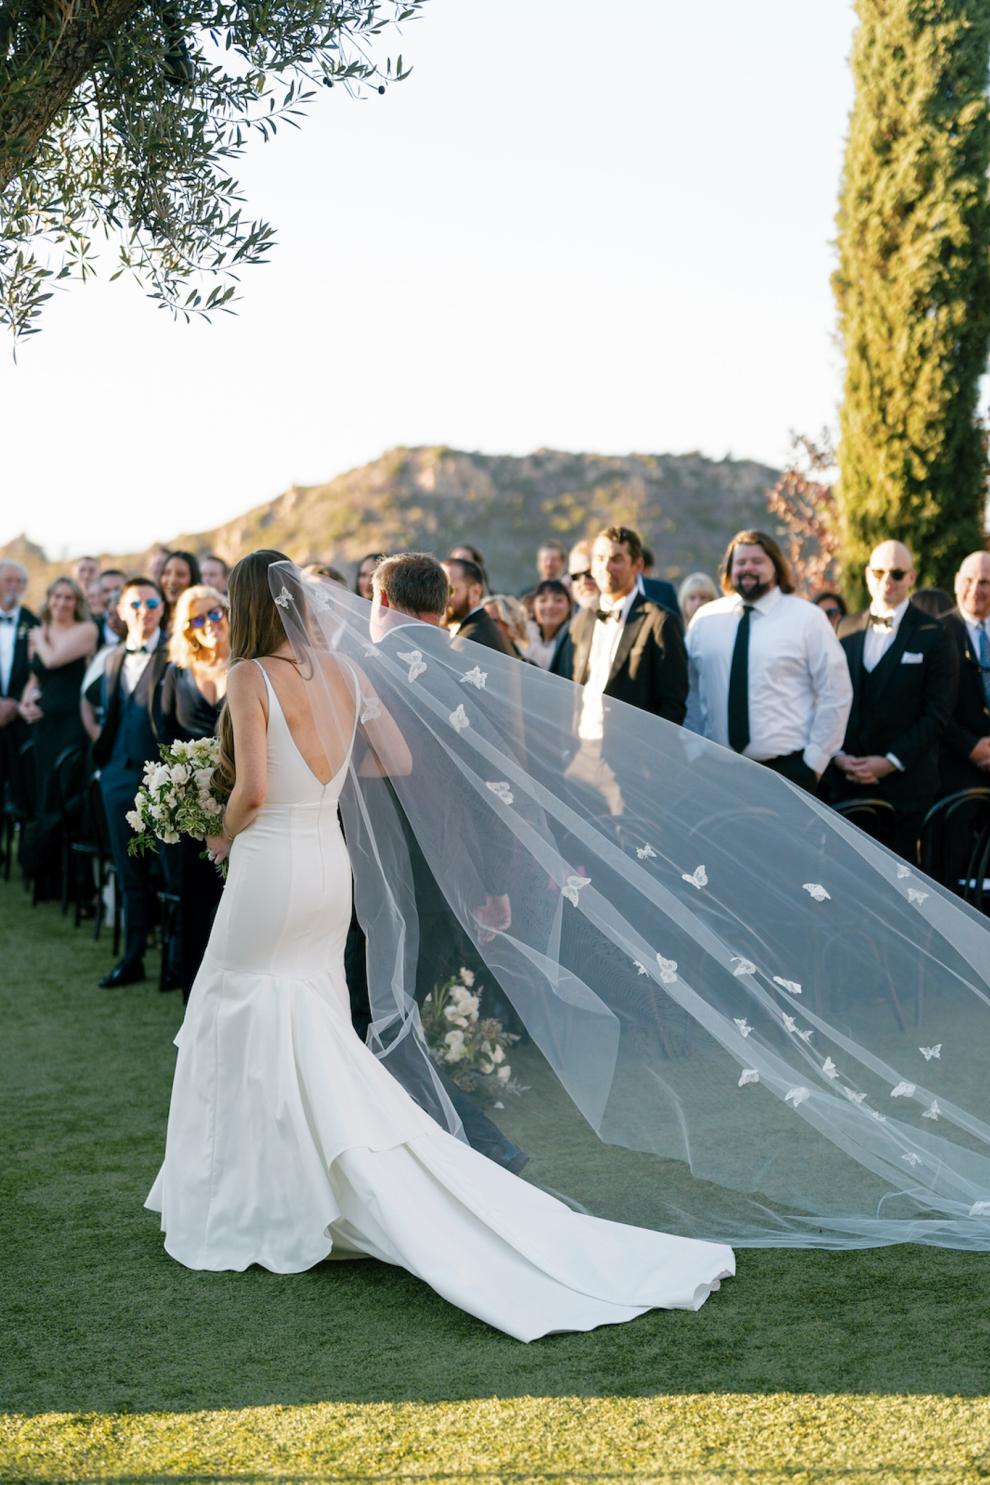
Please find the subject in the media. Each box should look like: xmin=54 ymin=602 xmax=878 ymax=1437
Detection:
xmin=727 ymin=605 xmax=754 ymax=753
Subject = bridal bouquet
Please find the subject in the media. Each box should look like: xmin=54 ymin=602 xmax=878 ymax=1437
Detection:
xmin=421 ymin=968 xmax=523 ymax=1103
xmin=126 ymin=738 xmax=228 ymax=875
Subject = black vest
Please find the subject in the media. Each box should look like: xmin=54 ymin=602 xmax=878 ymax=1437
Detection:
xmin=109 ymin=659 xmax=160 ymax=771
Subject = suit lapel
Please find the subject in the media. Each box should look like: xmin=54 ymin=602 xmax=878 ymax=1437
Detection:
xmin=867 ymin=603 xmax=920 ymax=706
xmin=570 ymin=610 xmax=595 ymax=686
xmin=607 ymin=594 xmax=647 ymax=686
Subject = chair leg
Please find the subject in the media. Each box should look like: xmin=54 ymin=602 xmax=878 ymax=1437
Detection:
xmin=112 ymin=875 xmax=121 ymax=958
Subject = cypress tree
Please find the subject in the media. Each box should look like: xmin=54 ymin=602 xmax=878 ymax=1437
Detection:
xmin=833 ymin=0 xmax=990 ymax=601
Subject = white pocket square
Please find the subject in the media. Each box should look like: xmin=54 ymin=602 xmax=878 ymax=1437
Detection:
xmin=901 ymin=651 xmax=924 ymax=664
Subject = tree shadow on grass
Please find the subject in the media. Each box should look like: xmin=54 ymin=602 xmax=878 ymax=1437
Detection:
xmin=3 ymin=883 xmax=989 ymax=1417
xmin=4 ymin=1234 xmax=990 ymax=1415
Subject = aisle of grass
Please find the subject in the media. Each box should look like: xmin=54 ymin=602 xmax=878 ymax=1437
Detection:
xmin=2 ymin=874 xmax=989 ymax=1483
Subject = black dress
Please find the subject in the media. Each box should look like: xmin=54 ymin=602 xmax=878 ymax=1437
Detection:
xmin=23 ymin=651 xmax=90 ymax=889
xmin=161 ymin=664 xmax=225 ymax=1000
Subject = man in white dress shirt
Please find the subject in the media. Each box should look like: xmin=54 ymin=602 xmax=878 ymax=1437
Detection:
xmin=686 ymin=529 xmax=852 ymax=791
xmin=825 ymin=540 xmax=958 ymax=858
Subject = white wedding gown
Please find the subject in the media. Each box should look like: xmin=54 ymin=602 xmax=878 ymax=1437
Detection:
xmin=146 ymin=660 xmax=734 ymax=1340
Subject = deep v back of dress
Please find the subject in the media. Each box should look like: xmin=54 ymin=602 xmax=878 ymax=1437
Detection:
xmin=146 ymin=650 xmax=733 ymax=1336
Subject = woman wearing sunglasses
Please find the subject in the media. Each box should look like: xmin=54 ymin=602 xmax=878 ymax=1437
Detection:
xmin=160 ymin=585 xmax=231 ymax=1000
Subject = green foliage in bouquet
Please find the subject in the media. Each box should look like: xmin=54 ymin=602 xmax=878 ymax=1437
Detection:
xmin=420 ymin=969 xmax=524 ymax=1104
xmin=126 ymin=737 xmax=227 ymax=875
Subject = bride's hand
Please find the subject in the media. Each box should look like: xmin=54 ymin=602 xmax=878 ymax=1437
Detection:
xmin=473 ymin=893 xmax=511 ymax=944
xmin=205 ymin=832 xmax=231 ymax=868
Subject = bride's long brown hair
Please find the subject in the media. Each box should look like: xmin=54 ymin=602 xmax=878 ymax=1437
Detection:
xmin=215 ymin=549 xmax=292 ymax=795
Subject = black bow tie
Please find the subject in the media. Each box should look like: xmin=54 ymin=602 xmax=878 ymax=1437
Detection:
xmin=869 ymin=614 xmax=894 ymax=631
xmin=595 ymin=608 xmax=623 ymax=624
xmin=0 ymin=614 xmax=15 ymax=625
xmin=126 ymin=644 xmax=149 ymax=655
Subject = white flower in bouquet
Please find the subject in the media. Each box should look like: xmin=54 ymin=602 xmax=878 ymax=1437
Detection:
xmin=460 ymin=968 xmax=475 ymax=987
xmin=444 ymin=1029 xmax=466 ymax=1063
xmin=496 ymin=1065 xmax=512 ymax=1084
xmin=128 ymin=736 xmax=228 ymax=875
xmin=491 ymin=1044 xmax=506 ymax=1064
xmin=479 ymin=1059 xmax=494 ymax=1075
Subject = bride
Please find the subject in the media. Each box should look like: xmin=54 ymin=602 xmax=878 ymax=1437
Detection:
xmin=146 ymin=550 xmax=734 ymax=1340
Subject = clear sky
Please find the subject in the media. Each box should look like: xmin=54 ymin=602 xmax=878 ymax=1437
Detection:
xmin=2 ymin=0 xmax=859 ymax=557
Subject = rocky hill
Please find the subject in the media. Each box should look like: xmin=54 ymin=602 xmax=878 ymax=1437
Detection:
xmin=4 ymin=445 xmax=783 ymax=597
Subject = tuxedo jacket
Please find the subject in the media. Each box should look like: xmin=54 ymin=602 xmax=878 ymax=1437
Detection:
xmin=833 ymin=602 xmax=958 ymax=807
xmin=569 ymin=592 xmax=688 ymax=726
xmin=939 ymin=611 xmax=990 ymax=795
xmin=0 ymin=606 xmax=39 ymax=701
xmin=451 ymin=608 xmax=518 ymax=658
xmin=91 ymin=636 xmax=171 ymax=770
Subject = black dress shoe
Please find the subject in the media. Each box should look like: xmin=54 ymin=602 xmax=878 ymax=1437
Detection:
xmin=99 ymin=959 xmax=146 ymax=989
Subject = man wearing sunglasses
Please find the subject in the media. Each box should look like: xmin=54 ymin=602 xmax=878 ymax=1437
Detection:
xmin=92 ymin=577 xmax=172 ymax=988
xmin=825 ymin=540 xmax=958 ymax=859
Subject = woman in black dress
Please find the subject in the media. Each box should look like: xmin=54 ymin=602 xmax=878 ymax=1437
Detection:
xmin=161 ymin=584 xmax=230 ymax=999
xmin=160 ymin=551 xmax=202 ymax=636
xmin=18 ymin=577 xmax=99 ymax=892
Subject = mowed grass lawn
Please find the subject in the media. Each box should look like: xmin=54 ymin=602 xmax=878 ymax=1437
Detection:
xmin=1 ymin=874 xmax=989 ymax=1484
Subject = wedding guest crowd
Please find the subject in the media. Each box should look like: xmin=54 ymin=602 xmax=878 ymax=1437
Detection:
xmin=4 ymin=518 xmax=990 ymax=1000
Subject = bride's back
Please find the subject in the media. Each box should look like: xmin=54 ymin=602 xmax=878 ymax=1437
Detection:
xmin=253 ymin=654 xmax=357 ymax=798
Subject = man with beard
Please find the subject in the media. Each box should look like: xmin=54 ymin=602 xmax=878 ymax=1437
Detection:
xmin=442 ymin=557 xmax=517 ymax=657
xmin=686 ymin=529 xmax=852 ymax=792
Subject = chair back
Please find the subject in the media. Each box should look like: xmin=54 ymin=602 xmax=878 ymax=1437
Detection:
xmin=830 ymin=797 xmax=897 ymax=841
xmin=920 ymin=788 xmax=990 ymax=899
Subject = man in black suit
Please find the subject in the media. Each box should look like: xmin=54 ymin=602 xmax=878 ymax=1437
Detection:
xmin=940 ymin=551 xmax=990 ymax=795
xmin=92 ymin=576 xmax=171 ymax=988
xmin=569 ymin=525 xmax=688 ymax=729
xmin=639 ymin=546 xmax=681 ymax=621
xmin=566 ymin=526 xmax=687 ymax=818
xmin=0 ymin=560 xmax=39 ymax=821
xmin=825 ymin=540 xmax=958 ymax=859
xmin=442 ymin=558 xmax=518 ymax=658
xmin=343 ymin=552 xmax=526 ymax=1173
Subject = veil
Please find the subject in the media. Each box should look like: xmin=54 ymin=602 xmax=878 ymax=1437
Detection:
xmin=270 ymin=560 xmax=990 ymax=1250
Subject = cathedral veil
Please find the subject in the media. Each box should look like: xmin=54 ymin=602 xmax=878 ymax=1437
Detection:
xmin=270 ymin=560 xmax=990 ymax=1250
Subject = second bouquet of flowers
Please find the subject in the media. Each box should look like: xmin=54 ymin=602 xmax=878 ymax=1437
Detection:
xmin=127 ymin=737 xmax=228 ymax=874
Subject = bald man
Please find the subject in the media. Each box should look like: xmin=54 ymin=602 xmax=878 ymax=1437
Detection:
xmin=823 ymin=540 xmax=958 ymax=859
xmin=939 ymin=551 xmax=990 ymax=794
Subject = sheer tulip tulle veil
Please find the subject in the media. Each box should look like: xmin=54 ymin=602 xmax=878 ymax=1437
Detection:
xmin=147 ymin=560 xmax=990 ymax=1340
xmin=267 ymin=562 xmax=990 ymax=1251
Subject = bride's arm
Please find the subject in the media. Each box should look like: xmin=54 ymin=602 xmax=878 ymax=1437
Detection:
xmin=207 ymin=662 xmax=267 ymax=863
